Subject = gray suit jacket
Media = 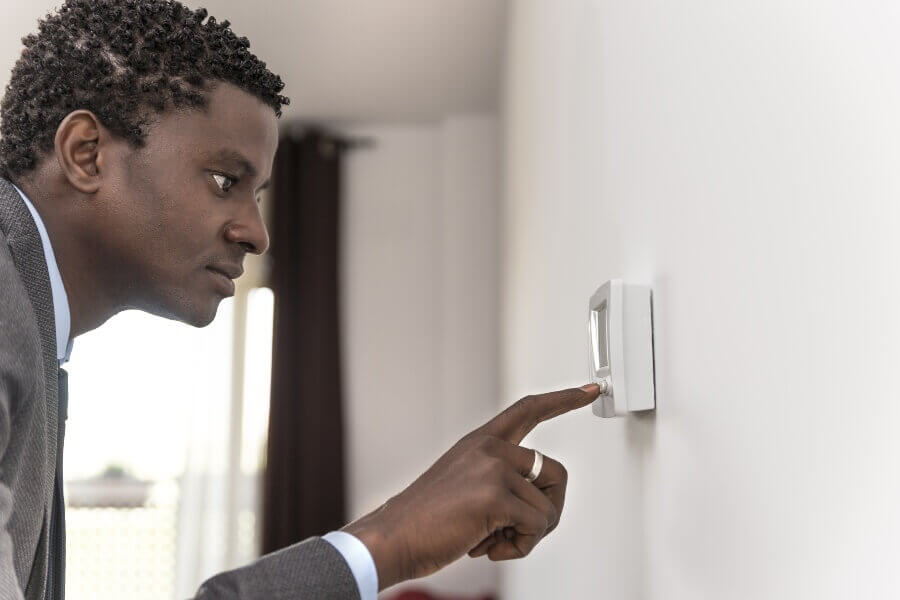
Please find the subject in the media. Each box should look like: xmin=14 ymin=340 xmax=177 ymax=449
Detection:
xmin=0 ymin=177 xmax=360 ymax=599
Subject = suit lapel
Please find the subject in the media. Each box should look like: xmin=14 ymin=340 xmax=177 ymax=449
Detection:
xmin=0 ymin=176 xmax=60 ymax=565
xmin=0 ymin=177 xmax=59 ymax=366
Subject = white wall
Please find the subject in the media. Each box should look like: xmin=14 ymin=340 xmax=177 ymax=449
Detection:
xmin=339 ymin=117 xmax=500 ymax=597
xmin=501 ymin=2 xmax=900 ymax=599
xmin=0 ymin=3 xmax=52 ymax=93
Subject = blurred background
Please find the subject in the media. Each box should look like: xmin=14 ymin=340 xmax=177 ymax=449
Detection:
xmin=1 ymin=1 xmax=505 ymax=599
xmin=5 ymin=1 xmax=900 ymax=599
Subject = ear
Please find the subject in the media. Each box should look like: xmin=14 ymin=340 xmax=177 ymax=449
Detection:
xmin=53 ymin=110 xmax=107 ymax=194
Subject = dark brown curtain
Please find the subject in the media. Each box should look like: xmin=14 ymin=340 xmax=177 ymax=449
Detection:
xmin=263 ymin=129 xmax=346 ymax=553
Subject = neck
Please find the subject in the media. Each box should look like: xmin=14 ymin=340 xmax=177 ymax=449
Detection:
xmin=14 ymin=173 xmax=125 ymax=339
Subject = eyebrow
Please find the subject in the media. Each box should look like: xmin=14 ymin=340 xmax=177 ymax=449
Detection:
xmin=210 ymin=149 xmax=271 ymax=193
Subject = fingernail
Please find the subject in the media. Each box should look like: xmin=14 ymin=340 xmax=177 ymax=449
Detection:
xmin=580 ymin=383 xmax=600 ymax=392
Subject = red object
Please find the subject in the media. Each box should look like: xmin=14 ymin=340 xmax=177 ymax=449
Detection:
xmin=387 ymin=590 xmax=495 ymax=600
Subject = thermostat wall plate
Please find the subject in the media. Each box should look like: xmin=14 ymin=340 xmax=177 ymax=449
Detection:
xmin=588 ymin=279 xmax=656 ymax=418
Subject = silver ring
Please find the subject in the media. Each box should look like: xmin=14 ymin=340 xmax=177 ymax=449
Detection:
xmin=525 ymin=450 xmax=544 ymax=483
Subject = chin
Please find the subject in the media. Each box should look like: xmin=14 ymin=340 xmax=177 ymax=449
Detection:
xmin=184 ymin=301 xmax=222 ymax=328
xmin=182 ymin=309 xmax=219 ymax=328
xmin=149 ymin=297 xmax=222 ymax=328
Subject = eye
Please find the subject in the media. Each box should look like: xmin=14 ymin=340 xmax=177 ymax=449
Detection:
xmin=212 ymin=172 xmax=237 ymax=193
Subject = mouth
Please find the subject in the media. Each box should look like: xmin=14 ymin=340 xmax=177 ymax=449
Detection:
xmin=206 ymin=266 xmax=237 ymax=296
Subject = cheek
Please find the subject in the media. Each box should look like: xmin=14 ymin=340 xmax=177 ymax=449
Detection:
xmin=112 ymin=207 xmax=202 ymax=280
xmin=149 ymin=184 xmax=215 ymax=242
xmin=162 ymin=210 xmax=218 ymax=264
xmin=120 ymin=164 xmax=222 ymax=273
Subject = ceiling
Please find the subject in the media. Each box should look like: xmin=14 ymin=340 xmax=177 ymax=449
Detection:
xmin=204 ymin=0 xmax=508 ymax=122
xmin=0 ymin=0 xmax=507 ymax=123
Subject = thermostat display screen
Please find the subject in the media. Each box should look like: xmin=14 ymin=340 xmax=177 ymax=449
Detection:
xmin=588 ymin=279 xmax=656 ymax=417
xmin=590 ymin=303 xmax=609 ymax=371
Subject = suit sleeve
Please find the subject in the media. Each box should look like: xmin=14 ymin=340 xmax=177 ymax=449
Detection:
xmin=0 ymin=337 xmax=26 ymax=600
xmin=193 ymin=537 xmax=361 ymax=600
xmin=321 ymin=531 xmax=378 ymax=600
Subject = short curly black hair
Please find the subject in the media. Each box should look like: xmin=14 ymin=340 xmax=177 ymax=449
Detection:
xmin=0 ymin=0 xmax=290 ymax=178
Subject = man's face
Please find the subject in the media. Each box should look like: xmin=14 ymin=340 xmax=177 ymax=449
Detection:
xmin=99 ymin=81 xmax=278 ymax=327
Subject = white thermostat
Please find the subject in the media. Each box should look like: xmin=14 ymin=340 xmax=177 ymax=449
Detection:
xmin=588 ymin=280 xmax=656 ymax=418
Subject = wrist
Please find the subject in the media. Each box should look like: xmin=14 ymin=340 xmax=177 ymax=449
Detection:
xmin=341 ymin=502 xmax=409 ymax=591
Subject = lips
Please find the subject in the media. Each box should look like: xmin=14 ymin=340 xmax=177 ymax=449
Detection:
xmin=207 ymin=263 xmax=243 ymax=280
xmin=206 ymin=265 xmax=238 ymax=295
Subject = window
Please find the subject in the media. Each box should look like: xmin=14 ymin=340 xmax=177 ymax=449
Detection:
xmin=64 ymin=287 xmax=274 ymax=600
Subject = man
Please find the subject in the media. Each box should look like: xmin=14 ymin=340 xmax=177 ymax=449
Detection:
xmin=0 ymin=1 xmax=603 ymax=598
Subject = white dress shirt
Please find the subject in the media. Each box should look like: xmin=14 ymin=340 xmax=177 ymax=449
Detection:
xmin=12 ymin=185 xmax=378 ymax=600
xmin=13 ymin=184 xmax=73 ymax=364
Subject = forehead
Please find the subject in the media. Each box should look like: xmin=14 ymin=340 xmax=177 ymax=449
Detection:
xmin=141 ymin=81 xmax=279 ymax=174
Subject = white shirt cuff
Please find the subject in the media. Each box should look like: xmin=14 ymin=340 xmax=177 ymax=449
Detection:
xmin=322 ymin=530 xmax=378 ymax=600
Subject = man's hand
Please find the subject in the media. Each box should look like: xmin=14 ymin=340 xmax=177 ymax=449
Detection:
xmin=341 ymin=383 xmax=603 ymax=590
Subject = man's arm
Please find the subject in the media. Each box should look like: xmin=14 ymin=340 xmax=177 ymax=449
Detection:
xmin=190 ymin=384 xmax=601 ymax=598
xmin=194 ymin=536 xmax=361 ymax=599
xmin=343 ymin=384 xmax=602 ymax=590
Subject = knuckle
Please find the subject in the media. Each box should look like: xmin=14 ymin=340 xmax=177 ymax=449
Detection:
xmin=490 ymin=480 xmax=509 ymax=500
xmin=541 ymin=514 xmax=552 ymax=533
xmin=517 ymin=394 xmax=537 ymax=412
xmin=464 ymin=430 xmax=488 ymax=446
xmin=476 ymin=434 xmax=501 ymax=455
xmin=484 ymin=455 xmax=507 ymax=478
xmin=465 ymin=433 xmax=498 ymax=458
xmin=521 ymin=538 xmax=539 ymax=557
xmin=459 ymin=429 xmax=478 ymax=443
xmin=546 ymin=505 xmax=559 ymax=528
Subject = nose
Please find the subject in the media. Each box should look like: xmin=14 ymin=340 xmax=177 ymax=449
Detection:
xmin=224 ymin=202 xmax=270 ymax=255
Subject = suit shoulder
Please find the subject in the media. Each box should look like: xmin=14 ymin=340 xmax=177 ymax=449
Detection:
xmin=0 ymin=232 xmax=41 ymax=363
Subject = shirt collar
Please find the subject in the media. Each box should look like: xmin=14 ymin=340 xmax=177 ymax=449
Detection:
xmin=12 ymin=184 xmax=73 ymax=365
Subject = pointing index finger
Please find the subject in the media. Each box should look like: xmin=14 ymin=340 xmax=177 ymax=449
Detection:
xmin=480 ymin=384 xmax=602 ymax=445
